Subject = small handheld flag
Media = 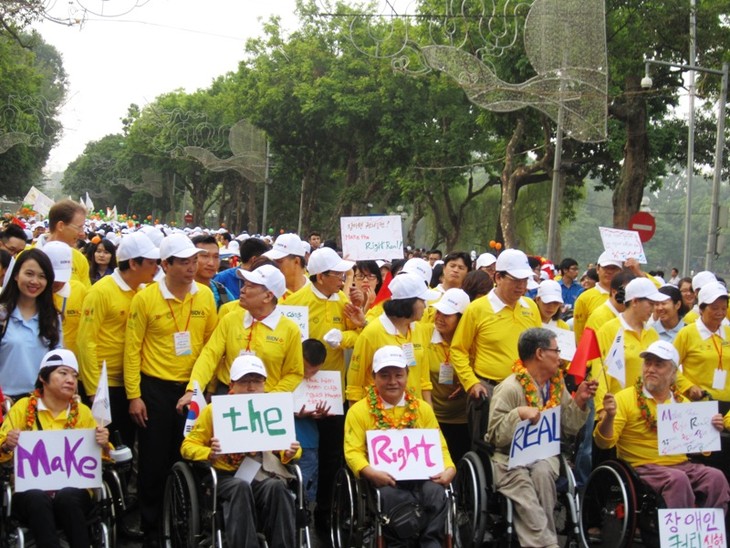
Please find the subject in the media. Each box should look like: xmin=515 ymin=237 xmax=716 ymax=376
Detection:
xmin=183 ymin=381 xmax=207 ymax=437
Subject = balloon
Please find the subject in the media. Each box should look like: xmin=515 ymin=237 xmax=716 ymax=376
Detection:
xmin=495 ymin=242 xmax=502 ymax=250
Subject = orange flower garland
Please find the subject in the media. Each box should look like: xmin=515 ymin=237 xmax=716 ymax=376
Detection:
xmin=635 ymin=377 xmax=684 ymax=431
xmin=512 ymin=360 xmax=563 ymax=410
xmin=367 ymin=386 xmax=419 ymax=429
xmin=25 ymin=390 xmax=80 ymax=430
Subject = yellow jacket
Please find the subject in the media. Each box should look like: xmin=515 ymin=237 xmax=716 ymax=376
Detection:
xmin=674 ymin=320 xmax=730 ymax=400
xmin=53 ymin=280 xmax=87 ymax=358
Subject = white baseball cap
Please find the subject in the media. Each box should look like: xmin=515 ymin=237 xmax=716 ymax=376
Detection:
xmin=159 ymin=234 xmax=206 ymax=261
xmin=596 ymin=251 xmax=623 ymax=269
xmin=475 ymin=253 xmax=497 ymax=269
xmin=536 ymin=279 xmax=564 ymax=304
xmin=39 ymin=348 xmax=79 ymax=373
xmin=495 ymin=249 xmax=533 ymax=279
xmin=229 ymin=355 xmax=268 ymax=381
xmin=389 ymin=272 xmax=440 ymax=301
xmin=307 ymin=247 xmax=354 ymax=275
xmin=139 ymin=225 xmax=164 ymax=247
xmin=372 ymin=345 xmax=407 ymax=373
xmin=433 ymin=288 xmax=470 ymax=315
xmin=117 ymin=232 xmax=160 ymax=262
xmin=43 ymin=241 xmax=72 ymax=283
xmin=401 ymin=258 xmax=432 ymax=285
xmin=236 ymin=264 xmax=287 ymax=299
xmin=263 ymin=233 xmax=306 ymax=260
xmin=624 ymin=278 xmax=670 ymax=303
xmin=692 ymin=271 xmax=717 ymax=292
xmin=698 ymin=281 xmax=729 ymax=306
xmin=640 ymin=340 xmax=679 ymax=367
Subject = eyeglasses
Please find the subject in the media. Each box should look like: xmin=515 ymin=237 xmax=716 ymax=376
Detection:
xmin=355 ymin=274 xmax=378 ymax=281
xmin=66 ymin=222 xmax=85 ymax=233
xmin=324 ymin=272 xmax=347 ymax=281
xmin=234 ymin=377 xmax=266 ymax=385
xmin=541 ymin=347 xmax=561 ymax=355
xmin=503 ymin=273 xmax=529 ymax=284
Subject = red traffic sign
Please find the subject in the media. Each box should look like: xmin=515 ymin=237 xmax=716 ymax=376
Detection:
xmin=629 ymin=211 xmax=656 ymax=243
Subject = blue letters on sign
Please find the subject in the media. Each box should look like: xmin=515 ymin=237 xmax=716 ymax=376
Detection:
xmin=510 ymin=411 xmax=561 ymax=459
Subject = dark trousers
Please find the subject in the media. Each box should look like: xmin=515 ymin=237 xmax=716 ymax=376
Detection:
xmin=138 ymin=375 xmax=186 ymax=536
xmin=109 ymin=385 xmax=137 ymax=450
xmin=439 ymin=422 xmax=470 ymax=464
xmin=314 ymin=414 xmax=345 ymax=529
xmin=380 ymin=481 xmax=448 ymax=548
xmin=13 ymin=488 xmax=92 ymax=548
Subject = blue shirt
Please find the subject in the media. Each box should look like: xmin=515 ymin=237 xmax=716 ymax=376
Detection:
xmin=294 ymin=417 xmax=319 ymax=449
xmin=209 ymin=280 xmax=235 ymax=311
xmin=653 ymin=318 xmax=685 ymax=344
xmin=212 ymin=268 xmax=242 ymax=301
xmin=559 ymin=279 xmax=584 ymax=307
xmin=0 ymin=308 xmax=61 ymax=396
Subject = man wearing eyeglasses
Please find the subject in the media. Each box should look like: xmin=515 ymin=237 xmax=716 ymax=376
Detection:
xmin=0 ymin=223 xmax=28 ymax=257
xmin=488 ymin=328 xmax=595 ymax=548
xmin=36 ymin=199 xmax=91 ymax=288
xmin=451 ymin=249 xmax=542 ymax=401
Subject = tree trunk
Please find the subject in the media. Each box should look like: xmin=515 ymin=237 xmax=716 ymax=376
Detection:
xmin=611 ymin=75 xmax=649 ymax=228
xmin=500 ymin=118 xmax=525 ymax=249
xmin=246 ymin=179 xmax=257 ymax=234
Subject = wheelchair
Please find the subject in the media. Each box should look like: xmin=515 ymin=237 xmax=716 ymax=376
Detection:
xmin=161 ymin=460 xmax=311 ymax=548
xmin=0 ymin=463 xmax=117 ymax=548
xmin=329 ymin=466 xmax=456 ymax=548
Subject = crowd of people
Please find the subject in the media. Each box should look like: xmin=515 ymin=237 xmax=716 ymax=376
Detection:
xmin=0 ymin=199 xmax=729 ymax=548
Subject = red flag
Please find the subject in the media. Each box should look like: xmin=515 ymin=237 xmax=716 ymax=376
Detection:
xmin=568 ymin=327 xmax=601 ymax=384
xmin=371 ymin=271 xmax=393 ymax=308
xmin=0 ymin=385 xmax=5 ymax=425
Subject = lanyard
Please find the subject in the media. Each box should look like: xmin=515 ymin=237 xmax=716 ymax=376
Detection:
xmin=245 ymin=320 xmax=257 ymax=352
xmin=395 ymin=326 xmax=411 ymax=342
xmin=443 ymin=345 xmax=450 ymax=365
xmin=166 ymin=295 xmax=194 ymax=333
xmin=711 ymin=334 xmax=724 ymax=369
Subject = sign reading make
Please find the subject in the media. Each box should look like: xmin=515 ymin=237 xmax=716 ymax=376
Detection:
xmin=14 ymin=429 xmax=102 ymax=492
xmin=340 ymin=215 xmax=404 ymax=261
xmin=508 ymin=406 xmax=561 ymax=469
xmin=213 ymin=393 xmax=296 ymax=454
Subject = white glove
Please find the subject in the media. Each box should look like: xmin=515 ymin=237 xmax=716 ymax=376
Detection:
xmin=323 ymin=328 xmax=343 ymax=349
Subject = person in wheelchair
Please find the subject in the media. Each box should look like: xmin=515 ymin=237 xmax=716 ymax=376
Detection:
xmin=344 ymin=345 xmax=456 ymax=547
xmin=180 ymin=354 xmax=301 ymax=548
xmin=596 ymin=340 xmax=730 ymax=512
xmin=0 ymin=348 xmax=110 ymax=548
xmin=487 ymin=327 xmax=596 ymax=548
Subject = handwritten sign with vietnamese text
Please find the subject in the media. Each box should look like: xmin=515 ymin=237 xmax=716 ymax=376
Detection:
xmin=657 ymin=401 xmax=720 ymax=455
xmin=213 ymin=393 xmax=296 ymax=454
xmin=14 ymin=429 xmax=102 ymax=492
xmin=598 ymin=227 xmax=647 ymax=264
xmin=366 ymin=429 xmax=445 ymax=480
xmin=508 ymin=406 xmax=561 ymax=469
xmin=658 ymin=508 xmax=726 ymax=548
xmin=340 ymin=215 xmax=404 ymax=261
xmin=293 ymin=371 xmax=344 ymax=415
xmin=278 ymin=305 xmax=309 ymax=340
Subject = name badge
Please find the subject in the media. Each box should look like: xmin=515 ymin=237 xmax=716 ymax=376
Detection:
xmin=712 ymin=369 xmax=727 ymax=391
xmin=173 ymin=331 xmax=192 ymax=356
xmin=401 ymin=343 xmax=417 ymax=367
xmin=438 ymin=362 xmax=454 ymax=385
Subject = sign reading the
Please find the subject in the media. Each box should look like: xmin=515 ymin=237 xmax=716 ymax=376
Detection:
xmin=366 ymin=429 xmax=445 ymax=480
xmin=212 ymin=393 xmax=296 ymax=454
xmin=293 ymin=371 xmax=344 ymax=415
xmin=14 ymin=429 xmax=102 ymax=492
xmin=508 ymin=406 xmax=561 ymax=469
xmin=340 ymin=215 xmax=404 ymax=261
xmin=657 ymin=401 xmax=721 ymax=456
xmin=278 ymin=305 xmax=309 ymax=340
xmin=598 ymin=227 xmax=647 ymax=264
xmin=658 ymin=508 xmax=725 ymax=548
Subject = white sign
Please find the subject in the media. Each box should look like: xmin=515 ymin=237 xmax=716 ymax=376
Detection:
xmin=658 ymin=508 xmax=726 ymax=548
xmin=366 ymin=429 xmax=445 ymax=480
xmin=508 ymin=406 xmax=561 ymax=469
xmin=546 ymin=326 xmax=576 ymax=361
xmin=293 ymin=370 xmax=344 ymax=415
xmin=14 ymin=429 xmax=102 ymax=492
xmin=212 ymin=393 xmax=296 ymax=454
xmin=278 ymin=305 xmax=309 ymax=340
xmin=657 ymin=401 xmax=721 ymax=456
xmin=598 ymin=227 xmax=647 ymax=264
xmin=340 ymin=215 xmax=404 ymax=261
xmin=22 ymin=186 xmax=55 ymax=217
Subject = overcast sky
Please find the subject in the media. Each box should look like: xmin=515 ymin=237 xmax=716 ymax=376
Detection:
xmin=34 ymin=0 xmax=298 ymax=173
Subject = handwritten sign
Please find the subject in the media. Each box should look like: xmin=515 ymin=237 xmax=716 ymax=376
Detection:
xmin=293 ymin=371 xmax=344 ymax=415
xmin=340 ymin=215 xmax=404 ymax=261
xmin=278 ymin=305 xmax=309 ymax=340
xmin=366 ymin=429 xmax=445 ymax=480
xmin=657 ymin=401 xmax=721 ymax=455
xmin=508 ymin=406 xmax=561 ymax=469
xmin=598 ymin=227 xmax=647 ymax=264
xmin=14 ymin=429 xmax=102 ymax=492
xmin=658 ymin=508 xmax=726 ymax=548
xmin=546 ymin=326 xmax=576 ymax=361
xmin=22 ymin=186 xmax=55 ymax=217
xmin=212 ymin=393 xmax=296 ymax=454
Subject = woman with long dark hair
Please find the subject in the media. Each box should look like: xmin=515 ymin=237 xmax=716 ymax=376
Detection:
xmin=0 ymin=248 xmax=61 ymax=400
xmin=86 ymin=238 xmax=117 ymax=283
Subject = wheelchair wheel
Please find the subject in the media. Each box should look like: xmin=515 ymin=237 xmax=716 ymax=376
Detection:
xmin=454 ymin=451 xmax=488 ymax=548
xmin=162 ymin=461 xmax=201 ymax=548
xmin=580 ymin=461 xmax=638 ymax=548
xmin=330 ymin=467 xmax=360 ymax=548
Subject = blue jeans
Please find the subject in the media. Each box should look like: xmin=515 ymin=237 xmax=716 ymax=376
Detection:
xmin=575 ymin=398 xmax=595 ymax=488
xmin=298 ymin=447 xmax=319 ymax=502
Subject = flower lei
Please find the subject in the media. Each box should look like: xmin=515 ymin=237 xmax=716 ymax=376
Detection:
xmin=512 ymin=360 xmax=563 ymax=410
xmin=635 ymin=377 xmax=684 ymax=431
xmin=25 ymin=390 xmax=80 ymax=430
xmin=367 ymin=385 xmax=419 ymax=429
